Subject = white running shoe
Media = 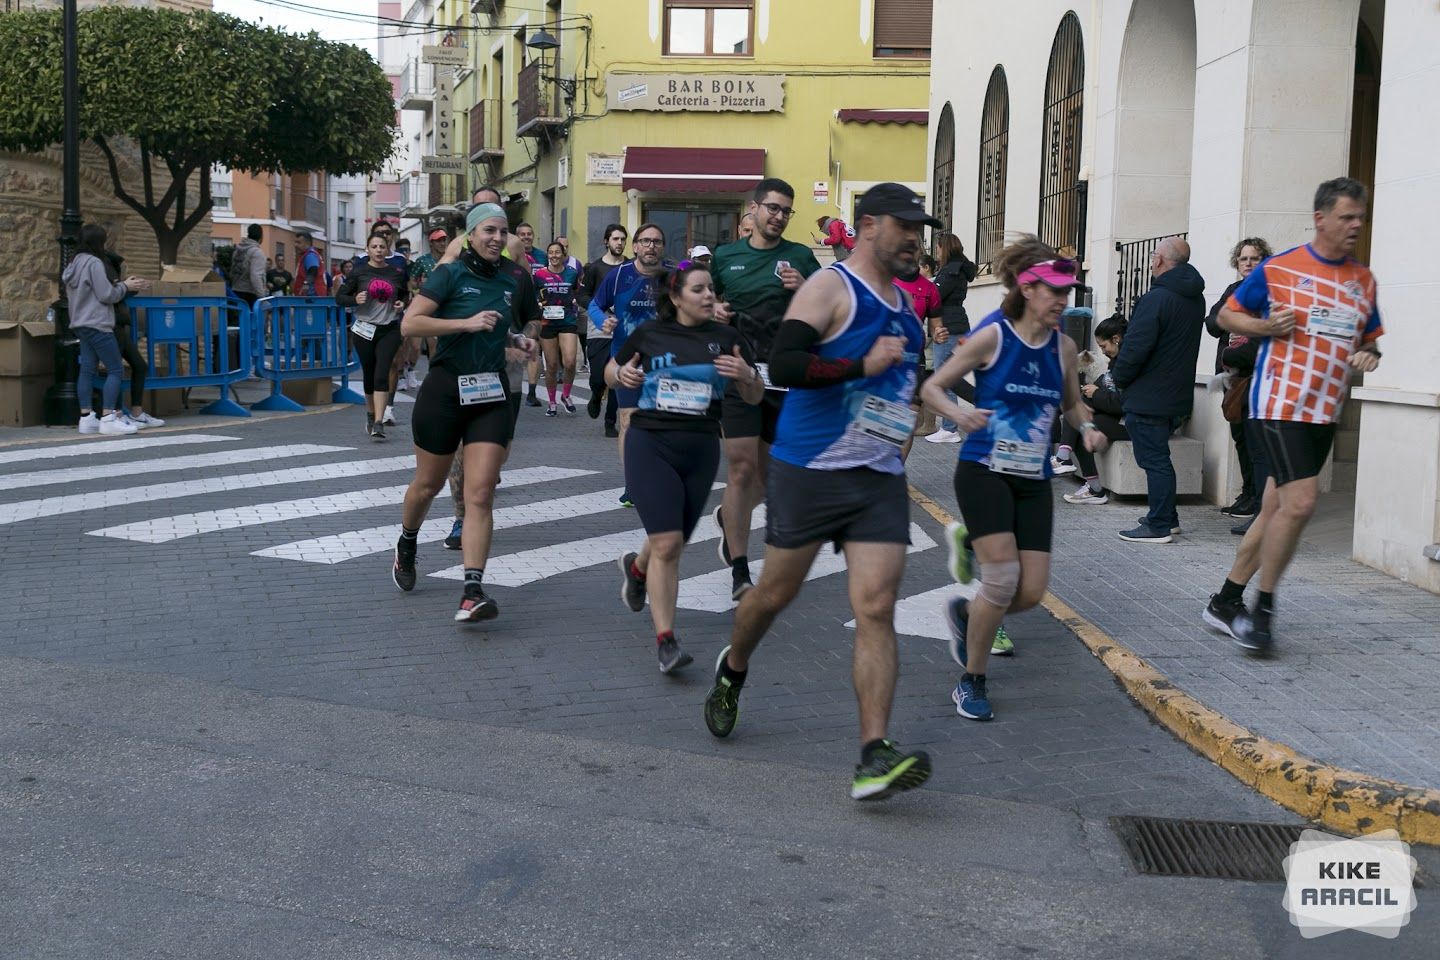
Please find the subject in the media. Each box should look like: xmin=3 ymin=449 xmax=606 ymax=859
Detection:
xmin=924 ymin=429 xmax=960 ymax=444
xmin=131 ymin=410 xmax=166 ymax=428
xmin=1049 ymin=455 xmax=1078 ymax=476
xmin=77 ymin=412 xmax=100 ymax=435
xmin=403 ymin=371 xmax=422 ymax=391
xmin=1063 ymin=482 xmax=1109 ymax=505
xmin=98 ymin=412 xmax=138 ymax=435
xmin=382 ymin=405 xmax=397 ymax=426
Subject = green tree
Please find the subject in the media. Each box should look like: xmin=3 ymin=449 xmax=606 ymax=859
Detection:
xmin=0 ymin=6 xmax=396 ymax=263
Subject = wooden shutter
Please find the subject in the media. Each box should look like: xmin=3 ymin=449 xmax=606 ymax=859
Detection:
xmin=874 ymin=0 xmax=932 ymax=50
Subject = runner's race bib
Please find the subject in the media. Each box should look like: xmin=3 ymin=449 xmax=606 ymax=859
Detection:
xmin=852 ymin=394 xmax=915 ymax=446
xmin=755 ymin=362 xmax=787 ymax=393
xmin=351 ymin=320 xmax=376 ymax=341
xmin=656 ymin=378 xmax=713 ymax=414
xmin=989 ymin=438 xmax=1047 ymax=478
xmin=457 ymin=372 xmax=505 ymax=405
xmin=543 ymin=305 xmax=567 ymax=321
xmin=1306 ymin=304 xmax=1361 ymax=341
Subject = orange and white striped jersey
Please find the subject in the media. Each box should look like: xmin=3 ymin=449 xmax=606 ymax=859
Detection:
xmin=1226 ymin=244 xmax=1382 ymax=424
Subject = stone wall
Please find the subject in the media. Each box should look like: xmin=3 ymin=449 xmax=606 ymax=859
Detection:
xmin=0 ymin=138 xmax=212 ymax=325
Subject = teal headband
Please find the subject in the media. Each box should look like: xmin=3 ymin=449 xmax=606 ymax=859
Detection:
xmin=466 ymin=203 xmax=507 ymax=234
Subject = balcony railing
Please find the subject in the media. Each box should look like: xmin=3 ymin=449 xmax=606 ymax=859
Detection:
xmin=1114 ymin=232 xmax=1188 ymax=319
xmin=468 ymin=99 xmax=504 ymax=160
xmin=398 ymin=58 xmax=434 ymax=111
xmin=516 ymin=59 xmax=565 ymax=137
xmin=401 ymin=174 xmax=427 ymax=214
xmin=289 ymin=193 xmax=326 ymax=229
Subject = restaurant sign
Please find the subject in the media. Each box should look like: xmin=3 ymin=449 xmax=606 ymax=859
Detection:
xmin=606 ymin=73 xmax=785 ymax=113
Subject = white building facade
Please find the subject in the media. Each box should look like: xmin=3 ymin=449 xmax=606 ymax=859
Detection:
xmin=928 ymin=0 xmax=1440 ymax=593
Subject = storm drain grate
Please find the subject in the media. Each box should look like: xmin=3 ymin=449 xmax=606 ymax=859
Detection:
xmin=1110 ymin=816 xmax=1305 ymax=882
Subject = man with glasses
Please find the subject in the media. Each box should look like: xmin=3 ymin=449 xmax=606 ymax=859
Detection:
xmin=589 ymin=222 xmax=669 ymax=507
xmin=1110 ymin=235 xmax=1207 ymax=544
xmin=710 ymin=178 xmax=822 ymax=599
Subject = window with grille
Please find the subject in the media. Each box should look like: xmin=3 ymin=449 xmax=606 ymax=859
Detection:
xmin=932 ymin=102 xmax=955 ymax=238
xmin=976 ymin=66 xmax=1009 ymax=272
xmin=873 ymin=0 xmax=931 ymax=58
xmin=1038 ymin=11 xmax=1084 ymax=255
xmin=664 ymin=1 xmax=753 ymax=57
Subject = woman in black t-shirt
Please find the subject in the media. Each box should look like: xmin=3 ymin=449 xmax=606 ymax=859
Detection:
xmin=335 ymin=234 xmax=409 ymax=439
xmin=607 ymin=262 xmax=763 ymax=675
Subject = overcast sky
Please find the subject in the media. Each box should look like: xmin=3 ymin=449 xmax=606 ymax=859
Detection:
xmin=212 ymin=0 xmax=381 ymax=59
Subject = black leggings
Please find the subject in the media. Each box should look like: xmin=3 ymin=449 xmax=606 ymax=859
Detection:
xmin=114 ymin=322 xmax=147 ymax=407
xmin=624 ymin=428 xmax=721 ymax=539
xmin=352 ymin=322 xmax=402 ymax=394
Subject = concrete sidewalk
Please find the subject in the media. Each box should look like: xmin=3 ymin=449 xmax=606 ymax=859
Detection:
xmin=905 ymin=440 xmax=1440 ymax=796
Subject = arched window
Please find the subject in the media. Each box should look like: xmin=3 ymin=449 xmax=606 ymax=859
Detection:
xmin=1038 ymin=11 xmax=1084 ymax=254
xmin=932 ymin=102 xmax=955 ymax=238
xmin=976 ymin=66 xmax=1009 ymax=271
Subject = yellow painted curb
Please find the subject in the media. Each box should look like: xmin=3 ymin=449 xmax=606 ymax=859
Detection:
xmin=907 ymin=484 xmax=1440 ymax=845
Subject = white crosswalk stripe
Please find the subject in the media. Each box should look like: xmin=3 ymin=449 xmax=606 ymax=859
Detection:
xmin=86 ymin=466 xmax=594 ymax=544
xmin=255 ymin=482 xmax=627 ymax=564
xmin=0 ymin=455 xmax=416 ymax=527
xmin=430 ymin=493 xmax=751 ymax=585
xmin=0 ymin=444 xmax=351 ymax=493
xmin=675 ymin=523 xmax=937 ymax=613
xmin=0 ymin=434 xmax=239 ymax=466
xmin=846 ymin=582 xmax=978 ymax=640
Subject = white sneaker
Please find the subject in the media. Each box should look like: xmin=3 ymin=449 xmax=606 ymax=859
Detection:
xmin=924 ymin=429 xmax=960 ymax=444
xmin=98 ymin=412 xmax=138 ymax=436
xmin=1050 ymin=455 xmax=1078 ymax=476
xmin=77 ymin=412 xmax=100 ymax=435
xmin=382 ymin=405 xmax=397 ymax=426
xmin=1064 ymin=482 xmax=1109 ymax=505
xmin=403 ymin=371 xmax=421 ymax=391
xmin=131 ymin=411 xmax=165 ymax=428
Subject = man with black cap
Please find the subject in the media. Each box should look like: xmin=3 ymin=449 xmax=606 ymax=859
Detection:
xmin=701 ymin=182 xmax=938 ymax=803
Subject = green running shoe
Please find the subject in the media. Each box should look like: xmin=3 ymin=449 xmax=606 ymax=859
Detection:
xmin=703 ymin=645 xmax=742 ymax=738
xmin=945 ymin=521 xmax=972 ymax=584
xmin=850 ymin=740 xmax=932 ymax=801
xmin=990 ymin=624 xmax=1014 ymax=656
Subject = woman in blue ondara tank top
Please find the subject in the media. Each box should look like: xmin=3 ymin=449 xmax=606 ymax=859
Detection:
xmin=920 ymin=236 xmax=1110 ymax=723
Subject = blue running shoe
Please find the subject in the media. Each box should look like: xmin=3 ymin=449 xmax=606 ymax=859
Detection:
xmin=444 ymin=518 xmax=462 ymax=550
xmin=952 ymin=675 xmax=993 ymax=721
xmin=944 ymin=595 xmax=969 ymax=667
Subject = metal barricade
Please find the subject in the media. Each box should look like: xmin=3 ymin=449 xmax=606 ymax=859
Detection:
xmin=251 ymin=297 xmax=363 ymax=412
xmin=122 ymin=296 xmax=252 ymax=417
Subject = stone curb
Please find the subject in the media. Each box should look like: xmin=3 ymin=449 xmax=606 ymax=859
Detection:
xmin=906 ymin=483 xmax=1440 ymax=846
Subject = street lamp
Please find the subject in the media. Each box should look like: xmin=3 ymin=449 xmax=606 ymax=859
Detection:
xmin=45 ymin=0 xmax=81 ymax=426
xmin=524 ymin=27 xmax=576 ymax=104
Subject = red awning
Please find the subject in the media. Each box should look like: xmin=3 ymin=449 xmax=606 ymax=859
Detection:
xmin=621 ymin=147 xmax=766 ymax=193
xmin=836 ymin=108 xmax=928 ymax=125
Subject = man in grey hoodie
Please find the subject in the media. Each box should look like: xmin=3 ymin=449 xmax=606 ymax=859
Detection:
xmin=230 ymin=224 xmax=267 ymax=306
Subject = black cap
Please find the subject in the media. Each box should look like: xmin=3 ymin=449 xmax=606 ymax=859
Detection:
xmin=855 ymin=182 xmax=943 ymax=228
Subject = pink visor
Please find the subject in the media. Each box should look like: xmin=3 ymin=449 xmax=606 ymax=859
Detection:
xmin=1017 ymin=259 xmax=1082 ymax=289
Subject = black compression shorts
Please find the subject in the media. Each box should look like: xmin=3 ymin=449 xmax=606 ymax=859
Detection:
xmin=1252 ymin=419 xmax=1336 ymax=487
xmin=953 ymin=459 xmax=1054 ymax=553
xmin=765 ymin=457 xmax=911 ymax=550
xmin=411 ymin=366 xmax=517 ymax=455
xmin=721 ymin=388 xmax=785 ymax=444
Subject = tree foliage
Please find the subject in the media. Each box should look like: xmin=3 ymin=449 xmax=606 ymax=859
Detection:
xmin=0 ymin=7 xmax=397 ymax=261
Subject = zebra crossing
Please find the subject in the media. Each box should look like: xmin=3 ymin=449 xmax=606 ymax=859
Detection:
xmin=2 ymin=427 xmax=954 ymax=624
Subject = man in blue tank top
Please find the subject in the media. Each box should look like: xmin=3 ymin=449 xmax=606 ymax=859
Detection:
xmin=701 ymin=183 xmax=937 ymax=802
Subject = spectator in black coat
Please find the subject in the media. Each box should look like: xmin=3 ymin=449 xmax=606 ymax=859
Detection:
xmin=1205 ymin=237 xmax=1272 ymax=520
xmin=1111 ymin=236 xmax=1206 ymax=543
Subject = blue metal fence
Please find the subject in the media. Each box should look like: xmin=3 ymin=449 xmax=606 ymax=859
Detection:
xmin=122 ymin=296 xmax=252 ymax=417
xmin=251 ymin=297 xmax=363 ymax=412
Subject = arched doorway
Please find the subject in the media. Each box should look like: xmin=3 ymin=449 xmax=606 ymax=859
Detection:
xmin=932 ymin=102 xmax=955 ymax=241
xmin=1038 ymin=12 xmax=1084 ymax=255
xmin=976 ymin=66 xmax=1009 ymax=272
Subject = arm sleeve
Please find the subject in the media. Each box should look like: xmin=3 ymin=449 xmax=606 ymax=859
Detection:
xmin=1206 ymin=280 xmax=1239 ymax=338
xmin=577 ymin=262 xmax=597 ymax=308
xmin=334 ymin=269 xmax=361 ymax=306
xmin=935 ymin=265 xmax=960 ymax=302
xmin=418 ymin=265 xmax=450 ymax=306
xmin=768 ymin=318 xmax=863 ymax=388
xmin=1227 ymin=262 xmax=1270 ymax=316
xmin=962 ymin=258 xmax=978 ymax=282
xmin=1362 ymin=289 xmax=1383 ymax=343
xmin=1109 ymin=296 xmax=1159 ymax=389
xmin=249 ymin=250 xmax=265 ymax=295
xmin=87 ymin=258 xmax=129 ymax=305
xmin=592 ymin=267 xmax=616 ymax=314
xmin=1089 ymin=381 xmax=1125 ymax=416
xmin=513 ymin=270 xmax=541 ymax=333
xmin=613 ymin=326 xmax=644 ymax=367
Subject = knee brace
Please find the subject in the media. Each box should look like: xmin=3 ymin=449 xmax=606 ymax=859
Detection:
xmin=977 ymin=559 xmax=1021 ymax=610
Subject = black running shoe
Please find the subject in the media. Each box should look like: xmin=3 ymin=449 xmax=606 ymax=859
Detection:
xmin=1232 ymin=608 xmax=1275 ymax=656
xmin=545 ymin=404 xmax=558 ymax=417
xmin=560 ymin=396 xmax=576 ymax=414
xmin=587 ymin=391 xmax=602 ymax=419
xmin=1202 ymin=593 xmax=1246 ymax=639
xmin=392 ymin=537 xmax=417 ymax=592
xmin=850 ymin=741 xmax=932 ymax=801
xmin=604 ymin=425 xmax=619 ymax=439
xmin=657 ymin=635 xmax=693 ymax=675
xmin=454 ymin=584 xmax=499 ymax=623
xmin=1221 ymin=495 xmax=1258 ymax=518
xmin=365 ymin=412 xmax=375 ymax=437
xmin=525 ymin=393 xmax=542 ymax=408
xmin=731 ymin=571 xmax=753 ymax=602
xmin=1231 ymin=515 xmax=1256 ymax=536
xmin=371 ymin=424 xmax=386 ymax=441
xmin=703 ymin=645 xmax=742 ymax=737
xmin=619 ymin=551 xmax=646 ymax=612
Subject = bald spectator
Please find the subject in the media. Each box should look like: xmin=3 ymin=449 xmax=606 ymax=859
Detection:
xmin=1111 ymin=236 xmax=1207 ymax=544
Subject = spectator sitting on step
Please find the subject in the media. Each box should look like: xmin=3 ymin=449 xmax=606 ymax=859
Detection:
xmin=1056 ymin=314 xmax=1130 ymax=504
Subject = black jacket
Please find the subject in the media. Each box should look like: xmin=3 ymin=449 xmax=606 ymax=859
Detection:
xmin=1088 ymin=370 xmax=1125 ymax=417
xmin=934 ymin=256 xmax=977 ymax=335
xmin=1204 ymin=278 xmax=1243 ymax=374
xmin=1111 ymin=261 xmax=1207 ymax=417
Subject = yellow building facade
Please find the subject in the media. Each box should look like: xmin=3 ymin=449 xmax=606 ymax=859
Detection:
xmin=427 ymin=0 xmax=931 ymax=263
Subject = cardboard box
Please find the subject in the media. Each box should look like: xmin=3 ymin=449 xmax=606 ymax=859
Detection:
xmin=0 ymin=321 xmax=56 ymax=377
xmin=144 ymin=387 xmax=187 ymax=418
xmin=0 ymin=375 xmax=51 ymax=427
xmin=281 ymin=377 xmax=333 ymax=406
xmin=150 ymin=265 xmax=227 ymax=298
